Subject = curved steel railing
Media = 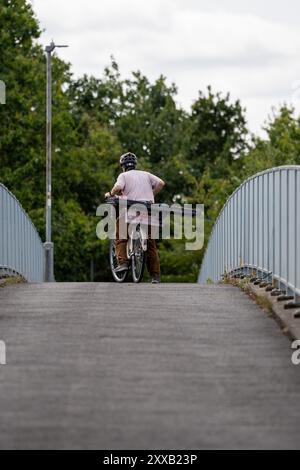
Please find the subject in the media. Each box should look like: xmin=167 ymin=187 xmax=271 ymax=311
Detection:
xmin=0 ymin=184 xmax=44 ymax=282
xmin=199 ymin=166 xmax=300 ymax=298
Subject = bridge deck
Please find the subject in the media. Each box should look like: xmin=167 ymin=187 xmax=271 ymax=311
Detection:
xmin=0 ymin=283 xmax=299 ymax=450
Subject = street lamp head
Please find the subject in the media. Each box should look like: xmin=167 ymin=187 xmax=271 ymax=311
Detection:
xmin=45 ymin=42 xmax=55 ymax=53
xmin=45 ymin=42 xmax=69 ymax=53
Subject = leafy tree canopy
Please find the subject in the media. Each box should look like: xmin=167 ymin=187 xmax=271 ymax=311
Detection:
xmin=1 ymin=0 xmax=298 ymax=282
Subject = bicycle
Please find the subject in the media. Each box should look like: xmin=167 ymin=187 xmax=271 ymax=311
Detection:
xmin=106 ymin=197 xmax=153 ymax=283
xmin=105 ymin=197 xmax=197 ymax=283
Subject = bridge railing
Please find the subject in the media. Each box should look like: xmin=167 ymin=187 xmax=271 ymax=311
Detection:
xmin=0 ymin=184 xmax=44 ymax=282
xmin=199 ymin=166 xmax=300 ymax=299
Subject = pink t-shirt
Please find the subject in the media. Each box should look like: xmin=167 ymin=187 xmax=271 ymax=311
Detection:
xmin=115 ymin=170 xmax=163 ymax=203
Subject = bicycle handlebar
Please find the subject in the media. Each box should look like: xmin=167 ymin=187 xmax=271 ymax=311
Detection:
xmin=104 ymin=197 xmax=198 ymax=217
xmin=105 ymin=197 xmax=152 ymax=208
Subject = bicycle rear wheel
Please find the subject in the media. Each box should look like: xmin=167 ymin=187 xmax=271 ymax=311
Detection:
xmin=109 ymin=240 xmax=128 ymax=283
xmin=131 ymin=231 xmax=146 ymax=283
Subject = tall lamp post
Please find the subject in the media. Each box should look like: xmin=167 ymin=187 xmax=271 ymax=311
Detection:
xmin=44 ymin=41 xmax=68 ymax=282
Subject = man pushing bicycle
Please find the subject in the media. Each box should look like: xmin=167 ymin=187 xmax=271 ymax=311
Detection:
xmin=105 ymin=152 xmax=165 ymax=283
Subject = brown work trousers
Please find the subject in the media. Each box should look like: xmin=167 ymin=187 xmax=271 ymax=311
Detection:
xmin=115 ymin=218 xmax=160 ymax=278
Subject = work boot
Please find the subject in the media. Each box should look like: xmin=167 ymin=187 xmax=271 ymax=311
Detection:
xmin=114 ymin=263 xmax=129 ymax=273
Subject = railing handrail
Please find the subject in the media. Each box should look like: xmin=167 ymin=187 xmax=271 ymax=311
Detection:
xmin=0 ymin=183 xmax=44 ymax=282
xmin=0 ymin=183 xmax=43 ymax=245
xmin=211 ymin=165 xmax=300 ymax=234
xmin=199 ymin=165 xmax=300 ymax=300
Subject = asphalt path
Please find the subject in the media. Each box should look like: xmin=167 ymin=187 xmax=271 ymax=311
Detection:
xmin=0 ymin=282 xmax=299 ymax=449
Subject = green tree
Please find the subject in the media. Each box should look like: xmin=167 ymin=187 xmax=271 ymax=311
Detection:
xmin=184 ymin=86 xmax=248 ymax=179
xmin=0 ymin=0 xmax=73 ymax=207
xmin=69 ymin=64 xmax=187 ymax=202
xmin=241 ymin=106 xmax=300 ymax=179
xmin=0 ymin=0 xmax=121 ymax=281
xmin=0 ymin=2 xmax=257 ymax=283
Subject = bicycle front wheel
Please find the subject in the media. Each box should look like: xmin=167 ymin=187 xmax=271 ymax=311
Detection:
xmin=109 ymin=240 xmax=128 ymax=283
xmin=131 ymin=234 xmax=146 ymax=283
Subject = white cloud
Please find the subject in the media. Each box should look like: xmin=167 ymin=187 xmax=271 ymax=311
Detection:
xmin=30 ymin=0 xmax=300 ymax=135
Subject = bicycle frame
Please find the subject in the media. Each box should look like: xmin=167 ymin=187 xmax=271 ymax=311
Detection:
xmin=127 ymin=224 xmax=148 ymax=260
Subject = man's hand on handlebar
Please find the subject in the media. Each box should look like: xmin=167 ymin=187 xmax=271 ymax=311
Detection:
xmin=105 ymin=192 xmax=119 ymax=199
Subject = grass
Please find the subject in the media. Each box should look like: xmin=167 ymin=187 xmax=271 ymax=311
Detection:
xmin=0 ymin=276 xmax=25 ymax=287
xmin=224 ymin=276 xmax=274 ymax=315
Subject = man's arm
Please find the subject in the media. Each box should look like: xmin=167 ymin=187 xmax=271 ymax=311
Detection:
xmin=149 ymin=173 xmax=165 ymax=197
xmin=153 ymin=179 xmax=165 ymax=196
xmin=104 ymin=174 xmax=125 ymax=199
xmin=104 ymin=184 xmax=123 ymax=199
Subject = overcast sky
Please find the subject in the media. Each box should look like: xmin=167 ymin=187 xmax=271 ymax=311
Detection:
xmin=30 ymin=0 xmax=300 ymax=135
